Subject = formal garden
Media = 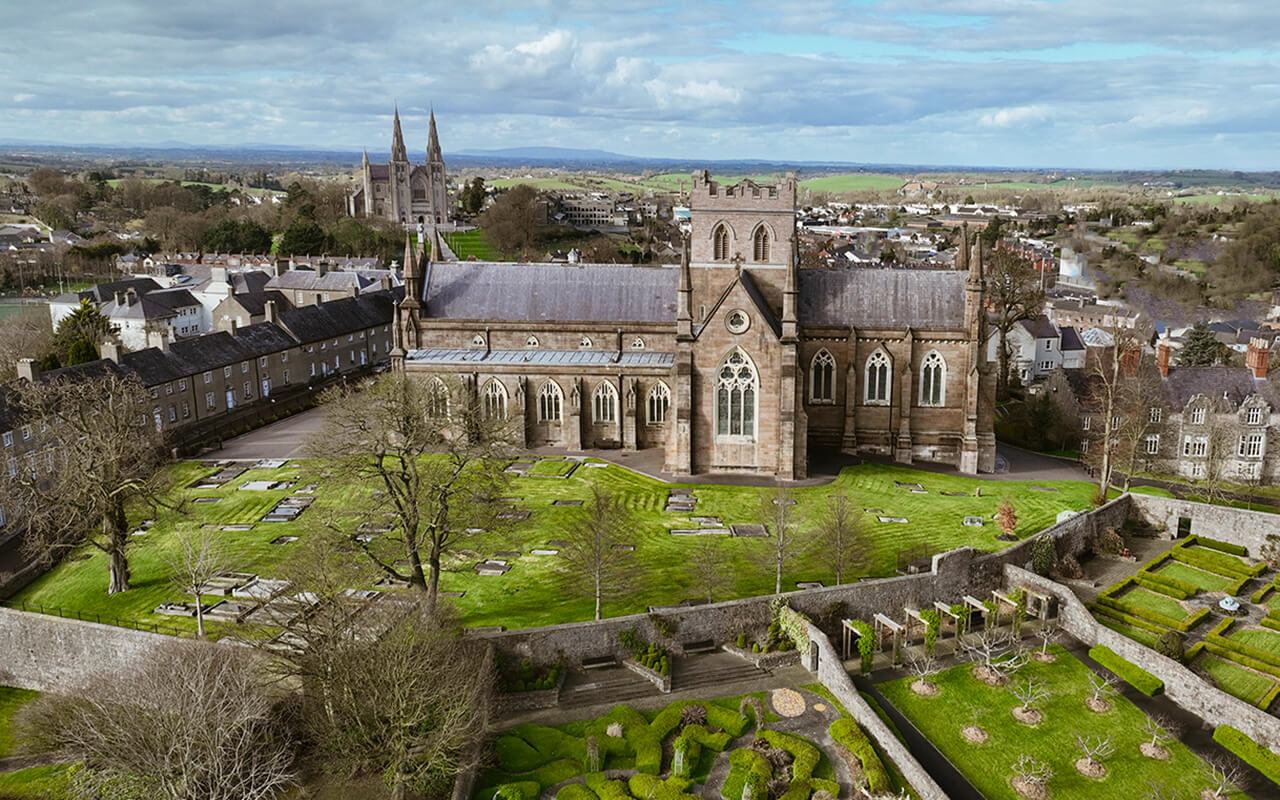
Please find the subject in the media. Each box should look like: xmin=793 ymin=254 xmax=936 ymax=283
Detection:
xmin=7 ymin=457 xmax=1094 ymax=635
xmin=474 ymin=687 xmax=914 ymax=800
xmin=1087 ymin=533 xmax=1280 ymax=713
xmin=877 ymin=644 xmax=1250 ymax=799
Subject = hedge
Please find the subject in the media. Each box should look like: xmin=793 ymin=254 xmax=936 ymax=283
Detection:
xmin=651 ymin=701 xmax=749 ymax=740
xmin=1251 ymin=584 xmax=1275 ymax=604
xmin=1087 ymin=602 xmax=1169 ymax=636
xmin=629 ymin=775 xmax=698 ymax=800
xmin=1089 ymin=645 xmax=1164 ymax=695
xmin=495 ymin=734 xmax=547 ymax=773
xmin=1183 ymin=535 xmax=1248 ymax=557
xmin=1132 ymin=572 xmax=1190 ymax=599
xmin=1263 ymin=616 xmax=1280 ymax=633
xmin=1213 ymin=725 xmax=1280 ymax=783
xmin=555 ymin=785 xmax=598 ymax=800
xmin=489 ymin=781 xmax=542 ymax=799
xmin=1095 ymin=595 xmax=1209 ymax=632
xmin=677 ymin=723 xmax=732 ymax=752
xmin=1171 ymin=544 xmax=1262 ymax=579
xmin=721 ymin=749 xmax=772 ymax=800
xmin=830 ymin=718 xmax=891 ymax=794
xmin=759 ymin=729 xmax=820 ymax=780
xmin=1184 ymin=641 xmax=1205 ymax=661
xmin=584 ymin=774 xmax=631 ymax=800
xmin=1096 ymin=576 xmax=1135 ymax=601
xmin=1201 ymin=641 xmax=1280 ymax=679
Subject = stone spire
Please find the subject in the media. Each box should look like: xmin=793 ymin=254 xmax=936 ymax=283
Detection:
xmin=401 ymin=232 xmax=421 ymax=309
xmin=676 ymin=230 xmax=692 ymax=341
xmin=427 ymin=106 xmax=443 ymax=164
xmin=956 ymin=223 xmax=969 ymax=273
xmin=391 ymin=104 xmax=408 ymax=162
xmin=361 ymin=149 xmax=369 ymax=166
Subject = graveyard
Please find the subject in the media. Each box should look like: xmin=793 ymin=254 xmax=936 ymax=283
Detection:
xmin=7 ymin=456 xmax=1095 ymax=635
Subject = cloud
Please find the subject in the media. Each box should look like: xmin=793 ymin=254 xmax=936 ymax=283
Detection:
xmin=979 ymin=105 xmax=1052 ymax=128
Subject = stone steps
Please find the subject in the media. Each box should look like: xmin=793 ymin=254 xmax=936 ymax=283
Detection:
xmin=673 ymin=659 xmax=768 ymax=692
xmin=561 ymin=671 xmax=659 ymax=708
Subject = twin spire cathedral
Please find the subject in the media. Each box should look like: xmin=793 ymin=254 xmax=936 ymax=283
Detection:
xmin=346 ymin=106 xmax=448 ymax=228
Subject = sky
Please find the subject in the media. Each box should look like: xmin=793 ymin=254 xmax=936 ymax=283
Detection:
xmin=5 ymin=0 xmax=1280 ymax=170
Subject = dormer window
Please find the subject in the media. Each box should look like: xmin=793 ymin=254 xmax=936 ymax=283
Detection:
xmin=525 ymin=335 xmax=539 ymax=348
xmin=1191 ymin=407 xmax=1206 ymax=425
xmin=580 ymin=336 xmax=592 ymax=348
xmin=1247 ymin=407 xmax=1264 ymax=425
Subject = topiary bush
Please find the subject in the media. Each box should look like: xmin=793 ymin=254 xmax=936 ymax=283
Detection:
xmin=829 ymin=719 xmax=890 ymax=795
xmin=1031 ymin=534 xmax=1056 ymax=576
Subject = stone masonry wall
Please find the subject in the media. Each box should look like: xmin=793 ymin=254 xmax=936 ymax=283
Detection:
xmin=1006 ymin=564 xmax=1280 ymax=752
xmin=1129 ymin=493 xmax=1280 ymax=551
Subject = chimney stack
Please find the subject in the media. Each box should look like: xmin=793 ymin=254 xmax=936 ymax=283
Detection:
xmin=1120 ymin=345 xmax=1140 ymax=378
xmin=125 ymin=288 xmax=138 ymax=306
xmin=1157 ymin=334 xmax=1171 ymax=378
xmin=100 ymin=339 xmax=121 ymax=363
xmin=146 ymin=328 xmax=170 ymax=353
xmin=264 ymin=300 xmax=277 ymax=325
xmin=229 ymin=318 xmax=238 ymax=336
xmin=316 ymin=261 xmax=328 ymax=278
xmin=1247 ymin=337 xmax=1270 ymax=379
xmin=16 ymin=358 xmax=39 ymax=383
xmin=114 ymin=290 xmax=125 ymax=306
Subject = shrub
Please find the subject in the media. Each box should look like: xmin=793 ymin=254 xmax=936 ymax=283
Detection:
xmin=1093 ymin=526 xmax=1124 ymax=555
xmin=555 ymin=785 xmax=598 ymax=800
xmin=495 ymin=734 xmax=546 ymax=773
xmin=1031 ymin=534 xmax=1056 ymax=576
xmin=737 ymin=632 xmax=748 ymax=648
xmin=1089 ymin=645 xmax=1164 ymax=695
xmin=585 ymin=773 xmax=631 ymax=800
xmin=752 ymin=642 xmax=761 ymax=653
xmin=760 ymin=729 xmax=820 ymax=780
xmin=850 ymin=619 xmax=875 ymax=673
xmin=1154 ymin=629 xmax=1185 ymax=662
xmin=490 ymin=781 xmax=541 ymax=799
xmin=1213 ymin=725 xmax=1280 ymax=783
xmin=1059 ymin=553 xmax=1083 ymax=580
xmin=920 ymin=608 xmax=940 ymax=655
xmin=829 ymin=719 xmax=890 ymax=794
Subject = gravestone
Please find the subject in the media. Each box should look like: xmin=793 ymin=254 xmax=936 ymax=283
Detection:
xmin=475 ymin=560 xmax=511 ymax=576
xmin=193 ymin=497 xmax=222 ymax=504
xmin=498 ymin=510 xmax=531 ymax=520
xmin=222 ymin=524 xmax=255 ymax=531
xmin=730 ymin=524 xmax=768 ymax=538
xmin=531 ymin=548 xmax=559 ymax=556
xmin=611 ymin=544 xmax=635 ymax=552
xmin=670 ymin=528 xmax=729 ymax=536
xmin=962 ymin=516 xmax=984 ymax=527
xmin=494 ymin=550 xmax=521 ymax=558
xmin=553 ymin=499 xmax=584 ymax=506
xmin=941 ymin=491 xmax=968 ymax=497
xmin=877 ymin=516 xmax=909 ymax=524
xmin=270 ymin=536 xmax=299 ymax=545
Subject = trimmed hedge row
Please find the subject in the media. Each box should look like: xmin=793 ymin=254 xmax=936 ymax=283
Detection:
xmin=649 ymin=701 xmax=749 ymax=741
xmin=1095 ymin=594 xmax=1209 ymax=632
xmin=1201 ymin=640 xmax=1280 ymax=680
xmin=1184 ymin=535 xmax=1248 ymax=557
xmin=721 ymin=749 xmax=771 ymax=800
xmin=1250 ymin=583 xmax=1275 ymax=604
xmin=1213 ymin=725 xmax=1280 ymax=783
xmin=628 ymin=774 xmax=698 ymax=800
xmin=1089 ymin=645 xmax=1164 ymax=695
xmin=1263 ymin=615 xmax=1280 ymax=633
xmin=1133 ymin=572 xmax=1191 ymax=599
xmin=1172 ymin=543 xmax=1264 ymax=579
xmin=759 ymin=729 xmax=820 ymax=780
xmin=830 ymin=718 xmax=891 ymax=794
xmin=1087 ymin=602 xmax=1169 ymax=636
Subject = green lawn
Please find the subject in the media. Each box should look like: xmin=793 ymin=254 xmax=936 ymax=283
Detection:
xmin=1152 ymin=561 xmax=1235 ymax=593
xmin=0 ymin=687 xmax=40 ymax=758
xmin=798 ymin=174 xmax=905 ymax=193
xmin=523 ymin=458 xmax=578 ymax=477
xmin=879 ymin=645 xmax=1246 ymax=800
xmin=1115 ymin=586 xmax=1191 ymax=621
xmin=488 ymin=177 xmax=585 ymax=191
xmin=0 ymin=765 xmax=72 ymax=799
xmin=11 ymin=460 xmax=1094 ymax=633
xmin=441 ymin=229 xmax=505 ymax=261
xmin=1230 ymin=627 xmax=1280 ymax=659
xmin=1097 ymin=617 xmax=1160 ymax=649
xmin=1196 ymin=654 xmax=1278 ymax=707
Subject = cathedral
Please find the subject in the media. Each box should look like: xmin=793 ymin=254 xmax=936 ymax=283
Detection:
xmin=347 ymin=107 xmax=448 ymax=227
xmin=390 ymin=147 xmax=995 ymax=479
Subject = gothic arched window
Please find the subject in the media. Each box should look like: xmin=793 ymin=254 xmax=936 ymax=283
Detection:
xmin=753 ymin=226 xmax=770 ymax=262
xmin=424 ymin=377 xmax=450 ymax=419
xmin=713 ymin=224 xmax=729 ymax=261
xmin=592 ymin=382 xmax=617 ymax=424
xmin=482 ymin=379 xmax=507 ymax=420
xmin=537 ymin=380 xmax=562 ymax=422
xmin=919 ymin=350 xmax=946 ymax=407
xmin=810 ymin=349 xmax=835 ymax=404
xmin=716 ymin=349 xmax=757 ymax=438
xmin=647 ymin=382 xmax=670 ymax=424
xmin=865 ymin=350 xmax=891 ymax=405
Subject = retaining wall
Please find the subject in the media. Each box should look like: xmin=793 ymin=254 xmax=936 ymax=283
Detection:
xmin=1005 ymin=564 xmax=1280 ymax=751
xmin=1129 ymin=493 xmax=1280 ymax=552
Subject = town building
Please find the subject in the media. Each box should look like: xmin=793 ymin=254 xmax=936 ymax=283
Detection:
xmin=346 ymin=107 xmax=448 ymax=228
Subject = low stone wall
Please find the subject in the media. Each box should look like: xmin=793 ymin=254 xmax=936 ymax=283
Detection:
xmin=1005 ymin=564 xmax=1280 ymax=751
xmin=795 ymin=616 xmax=949 ymax=800
xmin=720 ymin=643 xmax=800 ymax=670
xmin=1129 ymin=493 xmax=1280 ymax=553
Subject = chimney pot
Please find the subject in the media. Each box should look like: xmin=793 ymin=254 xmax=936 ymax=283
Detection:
xmin=264 ymin=300 xmax=277 ymax=324
xmin=16 ymin=358 xmax=38 ymax=383
xmin=1157 ymin=339 xmax=1171 ymax=378
xmin=1247 ymin=336 xmax=1270 ymax=379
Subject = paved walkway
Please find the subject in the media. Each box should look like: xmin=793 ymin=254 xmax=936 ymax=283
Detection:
xmin=208 ymin=404 xmax=329 ymax=460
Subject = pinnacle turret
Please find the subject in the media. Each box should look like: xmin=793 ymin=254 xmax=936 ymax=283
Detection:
xmin=427 ymin=106 xmax=443 ymax=164
xmin=391 ymin=105 xmax=408 ymax=162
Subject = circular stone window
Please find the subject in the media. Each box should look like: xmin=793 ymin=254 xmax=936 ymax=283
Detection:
xmin=726 ymin=309 xmax=750 ymax=334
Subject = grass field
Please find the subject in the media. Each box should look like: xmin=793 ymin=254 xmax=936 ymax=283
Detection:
xmin=1230 ymin=627 xmax=1280 ymax=659
xmin=1172 ymin=193 xmax=1271 ymax=205
xmin=798 ymin=174 xmax=905 ymax=193
xmin=1114 ymin=585 xmax=1191 ymax=620
xmin=488 ymin=177 xmax=585 ymax=191
xmin=441 ymin=229 xmax=504 ymax=261
xmin=0 ymin=687 xmax=40 ymax=758
xmin=1152 ymin=561 xmax=1235 ymax=593
xmin=0 ymin=765 xmax=70 ymax=799
xmin=1197 ymin=654 xmax=1277 ymax=707
xmin=879 ymin=645 xmax=1245 ymax=800
xmin=11 ymin=460 xmax=1093 ymax=633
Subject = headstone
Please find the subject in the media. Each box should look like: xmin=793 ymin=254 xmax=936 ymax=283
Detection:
xmin=498 ymin=510 xmax=531 ymax=520
xmin=962 ymin=516 xmax=984 ymax=527
xmin=670 ymin=528 xmax=729 ymax=536
xmin=611 ymin=544 xmax=635 ymax=552
xmin=796 ymin=581 xmax=824 ymax=589
xmin=531 ymin=548 xmax=559 ymax=556
xmin=270 ymin=536 xmax=299 ymax=545
xmin=877 ymin=516 xmax=909 ymax=524
xmin=909 ymin=488 xmax=927 ymax=494
xmin=193 ymin=496 xmax=222 ymax=504
xmin=730 ymin=524 xmax=768 ymax=538
xmin=239 ymin=480 xmax=278 ymax=491
xmin=222 ymin=524 xmax=255 ymax=531
xmin=941 ymin=491 xmax=968 ymax=497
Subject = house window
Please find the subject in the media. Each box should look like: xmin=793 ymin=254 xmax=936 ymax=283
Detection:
xmin=483 ymin=379 xmax=507 ymax=420
xmin=179 ymin=378 xmax=188 ymax=391
xmin=537 ymin=381 xmax=563 ymax=422
xmin=1149 ymin=407 xmax=1162 ymax=423
xmin=241 ymin=361 xmax=249 ymax=374
xmin=1145 ymin=434 xmax=1160 ymax=454
xmin=647 ymin=382 xmax=670 ymax=424
xmin=205 ymin=392 xmax=215 ymax=410
xmin=226 ymin=390 xmax=235 ymax=409
xmin=1046 ymin=340 xmax=1054 ymax=351
xmin=1239 ymin=433 xmax=1264 ymax=458
xmin=1082 ymin=416 xmax=1091 ymax=431
xmin=425 ymin=378 xmax=450 ymax=418
xmin=471 ymin=334 xmax=485 ymax=347
xmin=281 ymin=352 xmax=288 ymax=363
xmin=262 ymin=379 xmax=270 ymax=397
xmin=7 ymin=457 xmax=16 ymax=477
xmin=21 ymin=425 xmax=30 ymax=440
xmin=1247 ymin=407 xmax=1264 ymax=425
xmin=919 ymin=351 xmax=946 ymax=407
xmin=168 ymin=405 xmax=176 ymax=422
xmin=283 ymin=369 xmax=290 ymax=385
xmin=165 ymin=383 xmax=173 ymax=396
xmin=865 ymin=351 xmax=891 ymax=405
xmin=243 ymin=382 xmax=252 ymax=400
xmin=713 ymin=223 xmax=729 ymax=261
xmin=223 ymin=366 xmax=231 ymax=379
xmin=725 ymin=310 xmax=750 ymax=334
xmin=1039 ymin=361 xmax=1053 ymax=371
xmin=592 ymin=382 xmax=617 ymax=424
xmin=1191 ymin=407 xmax=1205 ymax=425
xmin=1111 ymin=415 xmax=1120 ymax=430
xmin=2 ymin=432 xmax=11 ymax=447
xmin=716 ymin=349 xmax=758 ymax=438
xmin=810 ymin=350 xmax=835 ymax=404
xmin=1239 ymin=462 xmax=1261 ymax=480
xmin=182 ymin=402 xmax=190 ymax=419
xmin=753 ymin=225 xmax=770 ymax=262
xmin=259 ymin=356 xmax=268 ymax=368
xmin=310 ymin=363 xmax=316 ymax=377
xmin=1080 ymin=438 xmax=1089 ymax=453
xmin=1183 ymin=436 xmax=1207 ymax=457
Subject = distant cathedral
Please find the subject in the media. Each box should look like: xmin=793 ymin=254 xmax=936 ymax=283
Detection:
xmin=347 ymin=107 xmax=448 ymax=227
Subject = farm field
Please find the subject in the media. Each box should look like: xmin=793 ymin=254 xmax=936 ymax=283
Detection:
xmin=798 ymin=174 xmax=905 ymax=193
xmin=10 ymin=459 xmax=1093 ymax=634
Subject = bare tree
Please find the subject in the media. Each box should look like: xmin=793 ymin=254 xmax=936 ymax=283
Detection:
xmin=0 ymin=306 xmax=52 ymax=382
xmin=1087 ymin=671 xmax=1118 ymax=705
xmin=1112 ymin=359 xmax=1166 ymax=492
xmin=1035 ymin=622 xmax=1059 ymax=657
xmin=1074 ymin=733 xmax=1115 ymax=769
xmin=558 ymin=486 xmax=636 ymax=620
xmin=959 ymin=629 xmax=1029 ymax=684
xmin=1141 ymin=714 xmax=1179 ymax=756
xmin=167 ymin=528 xmax=240 ymax=637
xmin=308 ymin=373 xmax=517 ymax=615
xmin=811 ymin=492 xmax=865 ymax=585
xmin=1010 ymin=754 xmax=1052 ymax=794
xmin=1204 ymin=756 xmax=1249 ymax=799
xmin=687 ymin=535 xmax=728 ymax=604
xmin=756 ymin=485 xmax=806 ymax=595
xmin=19 ymin=644 xmax=296 ymax=800
xmin=1010 ymin=676 xmax=1051 ymax=712
xmin=1 ymin=369 xmax=170 ymax=594
xmin=1083 ymin=327 xmax=1148 ymax=500
xmin=1198 ymin=413 xmax=1238 ymax=507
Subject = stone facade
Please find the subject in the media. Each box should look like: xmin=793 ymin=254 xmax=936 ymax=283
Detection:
xmin=395 ymin=164 xmax=996 ymax=479
xmin=347 ymin=107 xmax=448 ymax=228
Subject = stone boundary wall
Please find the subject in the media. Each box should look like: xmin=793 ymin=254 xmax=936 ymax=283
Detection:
xmin=795 ymin=615 xmax=949 ymax=800
xmin=1129 ymin=493 xmax=1280 ymax=552
xmin=1005 ymin=564 xmax=1280 ymax=751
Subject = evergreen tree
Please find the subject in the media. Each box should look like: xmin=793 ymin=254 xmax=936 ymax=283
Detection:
xmin=1178 ymin=321 xmax=1227 ymax=366
xmin=278 ymin=221 xmax=328 ymax=257
xmin=1030 ymin=535 xmax=1056 ymax=576
xmin=51 ymin=299 xmax=115 ymax=367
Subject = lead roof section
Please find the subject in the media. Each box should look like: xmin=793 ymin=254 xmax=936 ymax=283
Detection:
xmin=405 ymin=348 xmax=675 ymax=368
xmin=798 ymin=269 xmax=967 ymax=329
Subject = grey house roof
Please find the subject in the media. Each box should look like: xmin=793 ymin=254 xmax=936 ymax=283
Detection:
xmin=277 ymin=292 xmax=395 ymax=344
xmin=1162 ymin=367 xmax=1280 ymax=409
xmin=405 ymin=348 xmax=675 ymax=368
xmin=798 ymin=269 xmax=966 ymax=329
xmin=422 ymin=262 xmax=679 ymax=323
xmin=1059 ymin=326 xmax=1085 ymax=352
xmin=1020 ymin=315 xmax=1059 ymax=339
xmin=101 ymin=288 xmax=200 ymax=321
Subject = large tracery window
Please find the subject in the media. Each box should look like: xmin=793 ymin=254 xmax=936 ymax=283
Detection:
xmin=424 ymin=377 xmax=450 ymax=419
xmin=919 ymin=350 xmax=946 ymax=407
xmin=864 ymin=350 xmax=891 ymax=405
xmin=592 ymin=382 xmax=617 ymax=424
xmin=810 ymin=349 xmax=835 ymax=404
xmin=647 ymin=382 xmax=670 ymax=424
xmin=716 ymin=349 xmax=757 ymax=438
xmin=753 ymin=226 xmax=770 ymax=262
xmin=713 ymin=223 xmax=729 ymax=261
xmin=537 ymin=380 xmax=562 ymax=422
xmin=482 ymin=379 xmax=507 ymax=420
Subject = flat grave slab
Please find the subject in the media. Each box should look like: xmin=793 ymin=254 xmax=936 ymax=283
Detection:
xmin=962 ymin=516 xmax=984 ymax=527
xmin=373 ymin=576 xmax=410 ymax=590
xmin=864 ymin=508 xmax=884 ymax=514
xmin=252 ymin=459 xmax=289 ymax=470
xmin=796 ymin=581 xmax=824 ymax=590
xmin=877 ymin=516 xmax=909 ymax=524
xmin=772 ymin=498 xmax=798 ymax=505
xmin=222 ymin=524 xmax=255 ymax=532
xmin=665 ymin=503 xmax=697 ymax=512
xmin=355 ymin=532 xmax=379 ymax=542
xmin=232 ymin=577 xmax=291 ymax=600
xmin=154 ymin=602 xmax=199 ymax=617
xmin=188 ymin=466 xmax=245 ymax=488
xmin=475 ymin=560 xmax=511 ymax=576
xmin=240 ymin=480 xmax=287 ymax=491
xmin=909 ymin=488 xmax=927 ymax=494
xmin=691 ymin=516 xmax=722 ymax=525
xmin=894 ymin=481 xmax=923 ymax=489
xmin=204 ymin=599 xmax=257 ymax=622
xmin=582 ymin=462 xmax=608 ymax=468
xmin=941 ymin=491 xmax=969 ymax=497
xmin=504 ymin=462 xmax=533 ymax=473
xmin=342 ymin=589 xmax=382 ymax=601
xmin=497 ymin=510 xmax=530 ymax=520
xmin=193 ymin=496 xmax=222 ymax=504
xmin=611 ymin=544 xmax=635 ymax=552
xmin=358 ymin=521 xmax=394 ymax=533
xmin=670 ymin=528 xmax=729 ymax=536
xmin=730 ymin=524 xmax=768 ymax=538
xmin=465 ymin=527 xmax=485 ymax=534
xmin=546 ymin=540 xmax=571 ymax=547
xmin=531 ymin=548 xmax=559 ymax=556
xmin=552 ymin=499 xmax=583 ymax=506
xmin=493 ymin=550 xmax=521 ymax=558
xmin=1029 ymin=486 xmax=1059 ymax=492
xmin=294 ymin=483 xmax=318 ymax=494
xmin=270 ymin=536 xmax=299 ymax=545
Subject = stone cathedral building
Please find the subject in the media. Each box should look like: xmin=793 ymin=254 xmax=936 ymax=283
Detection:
xmin=347 ymin=107 xmax=448 ymax=227
xmin=391 ymin=168 xmax=996 ymax=480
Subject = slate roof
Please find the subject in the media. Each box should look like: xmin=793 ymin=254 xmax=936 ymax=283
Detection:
xmin=1161 ymin=367 xmax=1280 ymax=409
xmin=738 ymin=271 xmax=782 ymax=339
xmin=1020 ymin=315 xmax=1059 ymax=339
xmin=221 ymin=290 xmax=292 ymax=317
xmin=368 ymin=165 xmax=390 ymax=180
xmin=421 ymin=262 xmax=679 ymax=323
xmin=266 ymin=270 xmax=378 ymax=294
xmin=120 ymin=347 xmax=192 ymax=385
xmin=1059 ymin=326 xmax=1085 ymax=352
xmin=405 ymin=348 xmax=675 ymax=368
xmin=798 ymin=268 xmax=966 ymax=328
xmin=277 ymin=291 xmax=396 ymax=344
xmin=56 ymin=277 xmax=161 ymax=306
xmin=101 ymin=288 xmax=200 ymax=321
xmin=232 ymin=271 xmax=271 ymax=294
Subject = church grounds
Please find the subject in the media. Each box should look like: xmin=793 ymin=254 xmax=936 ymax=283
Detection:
xmin=876 ymin=644 xmax=1249 ymax=800
xmin=7 ymin=458 xmax=1094 ymax=636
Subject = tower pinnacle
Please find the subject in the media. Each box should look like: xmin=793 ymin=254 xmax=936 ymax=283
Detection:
xmin=391 ymin=105 xmax=408 ymax=162
xmin=427 ymin=106 xmax=443 ymax=164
